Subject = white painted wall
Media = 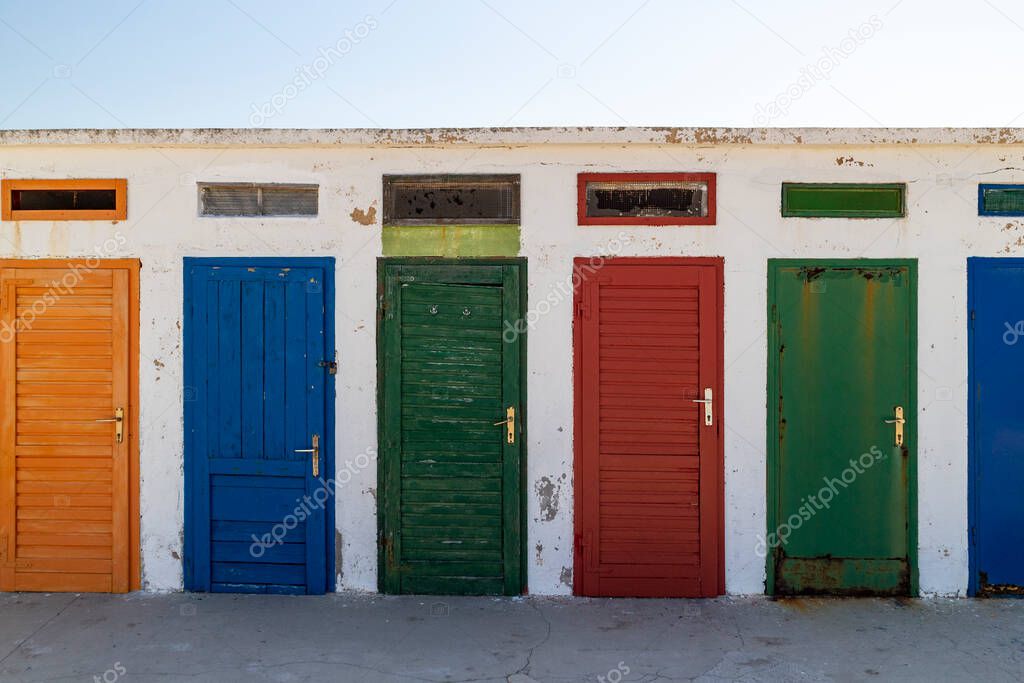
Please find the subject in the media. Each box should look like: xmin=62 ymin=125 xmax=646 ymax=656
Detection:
xmin=2 ymin=136 xmax=1019 ymax=597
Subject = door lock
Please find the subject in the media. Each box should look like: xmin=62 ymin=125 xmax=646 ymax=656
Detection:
xmin=494 ymin=407 xmax=515 ymax=444
xmin=94 ymin=407 xmax=125 ymax=443
xmin=691 ymin=388 xmax=713 ymax=426
xmin=884 ymin=406 xmax=906 ymax=447
xmin=294 ymin=434 xmax=320 ymax=476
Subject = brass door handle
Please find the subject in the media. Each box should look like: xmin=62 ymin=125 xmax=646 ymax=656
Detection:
xmin=690 ymin=388 xmax=713 ymax=426
xmin=294 ymin=434 xmax=320 ymax=476
xmin=494 ymin=407 xmax=515 ymax=444
xmin=94 ymin=407 xmax=124 ymax=443
xmin=884 ymin=406 xmax=905 ymax=447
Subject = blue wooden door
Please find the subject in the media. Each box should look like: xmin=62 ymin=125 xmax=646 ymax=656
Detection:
xmin=184 ymin=259 xmax=335 ymax=594
xmin=969 ymin=258 xmax=1024 ymax=595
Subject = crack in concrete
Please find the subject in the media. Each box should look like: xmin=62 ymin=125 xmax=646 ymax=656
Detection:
xmin=0 ymin=594 xmax=79 ymax=668
xmin=509 ymin=599 xmax=553 ymax=681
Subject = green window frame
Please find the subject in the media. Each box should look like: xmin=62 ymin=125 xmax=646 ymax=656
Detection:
xmin=781 ymin=183 xmax=906 ymax=218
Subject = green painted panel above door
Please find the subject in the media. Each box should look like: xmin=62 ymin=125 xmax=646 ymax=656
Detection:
xmin=382 ymin=225 xmax=521 ymax=257
xmin=767 ymin=260 xmax=917 ymax=596
xmin=782 ymin=183 xmax=906 ymax=218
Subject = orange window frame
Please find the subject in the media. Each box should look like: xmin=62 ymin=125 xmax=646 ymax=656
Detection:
xmin=1 ymin=179 xmax=128 ymax=221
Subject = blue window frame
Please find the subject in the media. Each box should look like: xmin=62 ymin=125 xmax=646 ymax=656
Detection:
xmin=978 ymin=184 xmax=1024 ymax=216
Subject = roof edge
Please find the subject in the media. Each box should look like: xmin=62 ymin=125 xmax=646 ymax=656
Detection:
xmin=1 ymin=127 xmax=1024 ymax=146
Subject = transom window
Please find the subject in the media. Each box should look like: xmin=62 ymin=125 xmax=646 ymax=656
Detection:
xmin=578 ymin=173 xmax=715 ymax=225
xmin=383 ymin=174 xmax=520 ymax=225
xmin=2 ymin=179 xmax=127 ymax=221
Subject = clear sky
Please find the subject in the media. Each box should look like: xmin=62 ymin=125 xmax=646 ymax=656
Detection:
xmin=1 ymin=0 xmax=1023 ymax=129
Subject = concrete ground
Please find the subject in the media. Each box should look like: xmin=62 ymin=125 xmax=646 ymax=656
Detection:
xmin=0 ymin=593 xmax=1021 ymax=683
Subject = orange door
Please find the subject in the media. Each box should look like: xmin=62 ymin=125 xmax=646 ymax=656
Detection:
xmin=1 ymin=260 xmax=139 ymax=592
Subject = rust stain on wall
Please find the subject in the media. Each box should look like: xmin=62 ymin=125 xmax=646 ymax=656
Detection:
xmin=835 ymin=155 xmax=871 ymax=167
xmin=1002 ymin=235 xmax=1024 ymax=253
xmin=8 ymin=223 xmax=22 ymax=254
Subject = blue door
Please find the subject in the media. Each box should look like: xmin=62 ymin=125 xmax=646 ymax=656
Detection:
xmin=184 ymin=258 xmax=335 ymax=594
xmin=969 ymin=258 xmax=1024 ymax=595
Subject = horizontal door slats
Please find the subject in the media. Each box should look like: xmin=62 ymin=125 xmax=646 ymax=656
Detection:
xmin=17 ymin=370 xmax=113 ymax=382
xmin=575 ymin=262 xmax=721 ymax=598
xmin=13 ymin=573 xmax=111 ymax=592
xmin=19 ymin=319 xmax=112 ymax=331
xmin=17 ymin=494 xmax=112 ymax=508
xmin=2 ymin=265 xmax=132 ymax=593
xmin=12 ymin=557 xmax=112 ymax=573
xmin=16 ymin=345 xmax=112 ymax=357
xmin=17 ymin=357 xmax=114 ymax=369
xmin=18 ymin=545 xmax=113 ymax=559
xmin=387 ymin=277 xmax=516 ymax=595
xmin=17 ymin=507 xmax=112 ymax=520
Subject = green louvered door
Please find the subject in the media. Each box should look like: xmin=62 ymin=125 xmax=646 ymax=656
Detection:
xmin=379 ymin=262 xmax=524 ymax=595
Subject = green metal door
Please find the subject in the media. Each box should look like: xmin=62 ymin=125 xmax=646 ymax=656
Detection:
xmin=378 ymin=260 xmax=524 ymax=595
xmin=767 ymin=260 xmax=917 ymax=595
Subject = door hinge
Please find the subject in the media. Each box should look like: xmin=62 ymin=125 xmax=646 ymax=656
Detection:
xmin=0 ymin=534 xmax=7 ymax=562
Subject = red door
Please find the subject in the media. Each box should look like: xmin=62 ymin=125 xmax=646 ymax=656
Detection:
xmin=573 ymin=258 xmax=723 ymax=597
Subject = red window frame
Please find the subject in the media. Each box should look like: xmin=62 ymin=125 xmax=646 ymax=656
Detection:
xmin=577 ymin=172 xmax=716 ymax=226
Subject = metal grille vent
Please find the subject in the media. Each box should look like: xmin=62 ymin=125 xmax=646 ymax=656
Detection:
xmin=199 ymin=183 xmax=318 ymax=217
xmin=383 ymin=174 xmax=520 ymax=225
xmin=586 ymin=180 xmax=708 ymax=219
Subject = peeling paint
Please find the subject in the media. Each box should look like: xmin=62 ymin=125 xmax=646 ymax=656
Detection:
xmin=835 ymin=155 xmax=870 ymax=167
xmin=534 ymin=475 xmax=564 ymax=522
xmin=1002 ymin=234 xmax=1024 ymax=253
xmin=4 ymin=126 xmax=1024 ymax=147
xmin=559 ymin=566 xmax=572 ymax=588
xmin=350 ymin=205 xmax=377 ymax=226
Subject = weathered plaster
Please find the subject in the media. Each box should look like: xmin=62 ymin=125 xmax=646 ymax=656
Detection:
xmin=3 ymin=126 xmax=1024 ymax=147
xmin=1 ymin=133 xmax=1019 ymax=596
